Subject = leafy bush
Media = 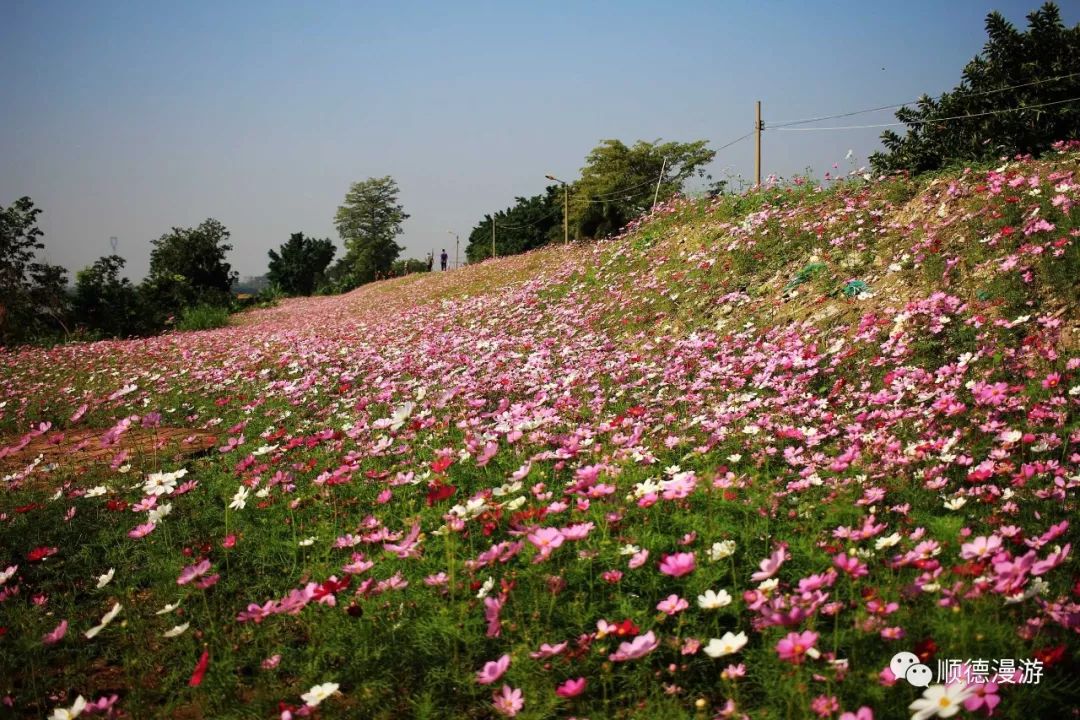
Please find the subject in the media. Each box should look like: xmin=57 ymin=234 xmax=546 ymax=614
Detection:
xmin=175 ymin=303 xmax=230 ymax=331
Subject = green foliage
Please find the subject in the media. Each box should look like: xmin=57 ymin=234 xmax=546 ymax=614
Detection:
xmin=871 ymin=2 xmax=1080 ymax=174
xmin=175 ymin=303 xmax=231 ymax=331
xmin=267 ymin=233 xmax=336 ymax=296
xmin=390 ymin=257 xmax=431 ymax=276
xmin=330 ymin=176 xmax=410 ymax=290
xmin=0 ymin=196 xmax=70 ymax=345
xmin=145 ymin=218 xmax=237 ymax=320
xmin=73 ymin=255 xmax=144 ymax=338
xmin=570 ymin=138 xmax=715 ymax=238
xmin=466 ymin=187 xmax=564 ymax=262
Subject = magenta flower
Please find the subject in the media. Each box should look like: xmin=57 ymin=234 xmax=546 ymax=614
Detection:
xmin=610 ymin=631 xmax=659 ymax=662
xmin=528 ymin=527 xmax=564 ymax=562
xmin=839 ymin=708 xmax=874 ymax=720
xmin=776 ymin=630 xmax=818 ymax=664
xmin=492 ymin=685 xmax=523 ymax=717
xmin=177 ymin=559 xmax=212 ymax=586
xmin=658 ymin=552 xmax=695 ymax=577
xmin=530 ymin=642 xmax=568 ymax=659
xmin=555 ymin=677 xmax=587 ymax=698
xmin=476 ymin=654 xmax=510 ymax=685
xmin=963 ymin=682 xmax=1000 ymax=715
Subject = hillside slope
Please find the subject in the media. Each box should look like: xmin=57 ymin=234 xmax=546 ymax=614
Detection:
xmin=0 ymin=148 xmax=1078 ymax=719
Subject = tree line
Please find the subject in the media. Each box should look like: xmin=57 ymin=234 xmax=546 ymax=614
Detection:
xmin=2 ymin=3 xmax=1076 ymax=346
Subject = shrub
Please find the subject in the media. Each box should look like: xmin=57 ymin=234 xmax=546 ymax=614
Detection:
xmin=175 ymin=303 xmax=230 ymax=331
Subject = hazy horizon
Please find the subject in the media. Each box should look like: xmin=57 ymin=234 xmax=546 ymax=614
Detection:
xmin=3 ymin=0 xmax=1073 ymax=282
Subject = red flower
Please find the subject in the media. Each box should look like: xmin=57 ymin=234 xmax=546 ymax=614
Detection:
xmin=188 ymin=650 xmax=210 ymax=687
xmin=426 ymin=482 xmax=456 ymax=506
xmin=14 ymin=504 xmax=40 ymax=514
xmin=914 ymin=637 xmax=938 ymax=663
xmin=27 ymin=546 xmax=58 ymax=562
xmin=431 ymin=455 xmax=453 ymax=474
xmin=614 ymin=619 xmax=640 ymax=637
xmin=1034 ymin=644 xmax=1066 ymax=668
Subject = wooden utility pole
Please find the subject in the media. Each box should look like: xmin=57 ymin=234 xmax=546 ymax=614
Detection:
xmin=492 ymin=219 xmax=496 ymax=259
xmin=755 ymin=100 xmax=762 ymax=187
xmin=562 ymin=184 xmax=569 ymax=244
xmin=652 ymin=156 xmax=668 ymax=209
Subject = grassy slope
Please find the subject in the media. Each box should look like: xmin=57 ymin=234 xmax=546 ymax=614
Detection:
xmin=0 ymin=149 xmax=1078 ymax=719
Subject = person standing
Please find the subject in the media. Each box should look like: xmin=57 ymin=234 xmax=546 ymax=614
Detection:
xmin=440 ymin=249 xmax=448 ymax=271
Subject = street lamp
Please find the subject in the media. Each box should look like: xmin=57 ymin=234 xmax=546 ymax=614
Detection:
xmin=545 ymin=174 xmax=569 ymax=245
xmin=446 ymin=230 xmax=459 ymax=269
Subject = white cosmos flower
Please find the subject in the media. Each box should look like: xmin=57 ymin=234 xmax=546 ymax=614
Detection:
xmin=155 ymin=601 xmax=181 ymax=615
xmin=95 ymin=568 xmax=115 ymax=589
xmin=163 ymin=622 xmax=189 ymax=638
xmin=697 ymin=589 xmax=733 ymax=610
xmin=703 ymin=631 xmax=748 ymax=658
xmin=49 ymin=695 xmax=87 ymax=720
xmin=909 ymin=683 xmax=975 ymax=720
xmin=709 ymin=540 xmax=736 ymax=561
xmin=147 ymin=503 xmax=172 ymax=524
xmin=875 ymin=532 xmax=902 ymax=550
xmin=84 ymin=602 xmax=122 ymax=639
xmin=301 ymin=681 xmax=340 ymax=707
xmin=0 ymin=565 xmax=17 ymax=584
xmin=252 ymin=444 xmax=279 ymax=456
xmin=943 ymin=497 xmax=967 ymax=511
xmin=229 ymin=486 xmax=249 ymax=510
xmin=85 ymin=486 xmax=108 ymax=497
xmin=298 ymin=537 xmax=316 ymax=547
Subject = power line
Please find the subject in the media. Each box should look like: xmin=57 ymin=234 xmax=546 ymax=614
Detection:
xmin=767 ymin=71 xmax=1080 ymax=128
xmin=494 ymin=207 xmax=561 ymax=230
xmin=767 ymin=95 xmax=1080 ymax=132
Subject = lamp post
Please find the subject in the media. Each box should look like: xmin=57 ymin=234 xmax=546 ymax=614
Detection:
xmin=446 ymin=230 xmax=459 ymax=269
xmin=545 ymin=174 xmax=569 ymax=244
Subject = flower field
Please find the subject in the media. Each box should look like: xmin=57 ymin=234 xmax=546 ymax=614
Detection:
xmin=2 ymin=148 xmax=1079 ymax=719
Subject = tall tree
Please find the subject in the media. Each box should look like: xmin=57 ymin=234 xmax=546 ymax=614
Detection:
xmin=144 ymin=218 xmax=237 ymax=315
xmin=0 ymin=197 xmax=70 ymax=344
xmin=570 ymin=139 xmax=715 ymax=238
xmin=333 ymin=176 xmax=409 ymax=288
xmin=871 ymin=3 xmax=1080 ymax=174
xmin=466 ymin=187 xmax=563 ymax=262
xmin=74 ymin=255 xmax=142 ymax=337
xmin=267 ymin=233 xmax=336 ymax=296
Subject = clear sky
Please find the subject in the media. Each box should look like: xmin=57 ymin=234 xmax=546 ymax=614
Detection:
xmin=2 ymin=1 xmax=1073 ymax=281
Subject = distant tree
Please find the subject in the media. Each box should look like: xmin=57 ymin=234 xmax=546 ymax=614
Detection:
xmin=466 ymin=187 xmax=563 ymax=262
xmin=0 ymin=196 xmax=70 ymax=344
xmin=144 ymin=218 xmax=237 ymax=316
xmin=332 ymin=176 xmax=409 ymax=289
xmin=267 ymin=233 xmax=336 ymax=296
xmin=570 ymin=139 xmax=715 ymax=238
xmin=871 ymin=3 xmax=1080 ymax=174
xmin=74 ymin=255 xmax=142 ymax=337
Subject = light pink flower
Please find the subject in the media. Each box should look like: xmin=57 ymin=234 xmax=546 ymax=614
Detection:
xmin=610 ymin=631 xmax=659 ymax=662
xmin=656 ymin=594 xmax=689 ymax=615
xmin=751 ymin=547 xmax=788 ymax=582
xmin=177 ymin=559 xmax=212 ymax=586
xmin=492 ymin=685 xmax=523 ymax=717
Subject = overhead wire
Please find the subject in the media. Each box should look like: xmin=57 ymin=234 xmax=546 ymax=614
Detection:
xmin=767 ymin=95 xmax=1080 ymax=131
xmin=767 ymin=71 xmax=1080 ymax=128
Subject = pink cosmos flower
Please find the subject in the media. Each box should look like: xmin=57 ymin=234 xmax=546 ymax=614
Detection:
xmin=610 ymin=631 xmax=659 ymax=662
xmin=42 ymin=619 xmax=68 ymax=645
xmin=839 ymin=708 xmax=874 ymax=720
xmin=776 ymin=630 xmax=818 ymax=664
xmin=128 ymin=522 xmax=156 ymax=539
xmin=177 ymin=559 xmax=212 ymax=586
xmin=628 ymin=549 xmax=649 ymax=569
xmin=555 ymin=677 xmax=587 ymax=698
xmin=656 ymin=594 xmax=689 ymax=615
xmin=963 ymin=681 xmax=1000 ymax=715
xmin=262 ymin=654 xmax=282 ymax=669
xmin=960 ymin=535 xmax=1002 ymax=561
xmin=834 ymin=553 xmax=868 ymax=578
xmin=528 ymin=527 xmax=564 ymax=561
xmin=751 ymin=547 xmax=788 ymax=582
xmin=658 ymin=552 xmax=695 ymax=577
xmin=476 ymin=654 xmax=510 ymax=685
xmin=530 ymin=642 xmax=568 ymax=659
xmin=492 ymin=685 xmax=523 ymax=717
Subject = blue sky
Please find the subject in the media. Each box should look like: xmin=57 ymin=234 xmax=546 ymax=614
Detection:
xmin=2 ymin=1 xmax=1073 ymax=280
